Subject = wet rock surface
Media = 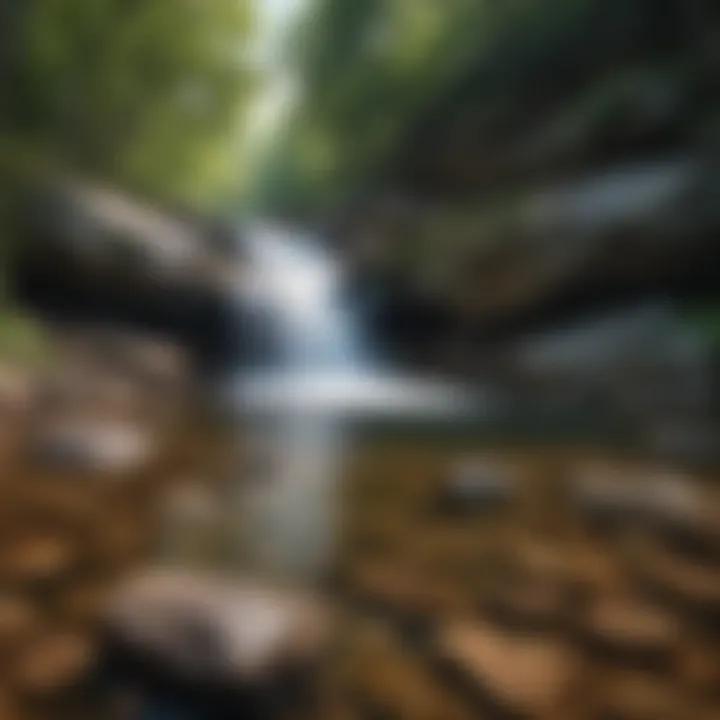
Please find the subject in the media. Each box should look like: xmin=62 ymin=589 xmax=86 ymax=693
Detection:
xmin=31 ymin=418 xmax=156 ymax=475
xmin=103 ymin=566 xmax=331 ymax=683
xmin=435 ymin=458 xmax=518 ymax=516
xmin=0 ymin=327 xmax=714 ymax=719
xmin=332 ymin=446 xmax=720 ymax=720
xmin=438 ymin=621 xmax=575 ymax=717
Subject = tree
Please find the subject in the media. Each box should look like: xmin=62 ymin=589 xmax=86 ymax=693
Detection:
xmin=2 ymin=0 xmax=255 ymax=208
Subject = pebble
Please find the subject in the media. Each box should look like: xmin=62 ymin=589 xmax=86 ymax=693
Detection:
xmin=350 ymin=560 xmax=462 ymax=617
xmin=436 ymin=458 xmax=517 ymax=515
xmin=581 ymin=595 xmax=680 ymax=668
xmin=482 ymin=575 xmax=572 ymax=632
xmin=633 ymin=549 xmax=720 ymax=619
xmin=572 ymin=466 xmax=711 ymax=536
xmin=591 ymin=671 xmax=683 ymax=720
xmin=0 ymin=534 xmax=75 ymax=586
xmin=13 ymin=630 xmax=95 ymax=696
xmin=0 ymin=595 xmax=39 ymax=650
xmin=438 ymin=621 xmax=574 ymax=716
xmin=0 ymin=366 xmax=36 ymax=417
xmin=32 ymin=418 xmax=156 ymax=476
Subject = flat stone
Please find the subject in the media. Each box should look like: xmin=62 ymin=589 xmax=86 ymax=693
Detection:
xmin=581 ymin=595 xmax=680 ymax=667
xmin=482 ymin=576 xmax=572 ymax=632
xmin=0 ymin=534 xmax=75 ymax=585
xmin=13 ymin=630 xmax=95 ymax=695
xmin=158 ymin=482 xmax=225 ymax=564
xmin=57 ymin=581 xmax=110 ymax=623
xmin=591 ymin=671 xmax=683 ymax=720
xmin=32 ymin=418 xmax=156 ymax=475
xmin=634 ymin=549 xmax=720 ymax=618
xmin=0 ymin=365 xmax=36 ymax=417
xmin=103 ymin=567 xmax=331 ymax=686
xmin=572 ymin=468 xmax=650 ymax=522
xmin=436 ymin=458 xmax=517 ymax=515
xmin=350 ymin=560 xmax=461 ymax=616
xmin=38 ymin=369 xmax=140 ymax=416
xmin=102 ymin=333 xmax=190 ymax=390
xmin=642 ymin=419 xmax=720 ymax=468
xmin=160 ymin=481 xmax=221 ymax=524
xmin=438 ymin=621 xmax=574 ymax=716
xmin=93 ymin=515 xmax=149 ymax=568
xmin=0 ymin=595 xmax=40 ymax=648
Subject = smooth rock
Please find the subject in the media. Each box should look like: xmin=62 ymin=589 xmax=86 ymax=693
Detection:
xmin=581 ymin=595 xmax=680 ymax=668
xmin=350 ymin=560 xmax=462 ymax=617
xmin=0 ymin=534 xmax=75 ymax=586
xmin=574 ymin=466 xmax=717 ymax=554
xmin=572 ymin=468 xmax=650 ymax=523
xmin=13 ymin=630 xmax=95 ymax=696
xmin=641 ymin=419 xmax=720 ymax=468
xmin=32 ymin=418 xmax=156 ymax=475
xmin=482 ymin=576 xmax=572 ymax=633
xmin=0 ymin=365 xmax=36 ymax=417
xmin=0 ymin=595 xmax=40 ymax=649
xmin=103 ymin=567 xmax=331 ymax=686
xmin=591 ymin=671 xmax=683 ymax=720
xmin=633 ymin=549 xmax=720 ymax=620
xmin=438 ymin=621 xmax=574 ymax=717
xmin=436 ymin=458 xmax=517 ymax=515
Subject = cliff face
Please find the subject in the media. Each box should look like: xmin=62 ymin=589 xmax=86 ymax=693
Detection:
xmin=336 ymin=0 xmax=720 ymax=341
xmin=333 ymin=1 xmax=720 ymax=448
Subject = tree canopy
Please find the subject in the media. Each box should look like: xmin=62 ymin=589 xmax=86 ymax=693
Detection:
xmin=249 ymin=0 xmax=719 ymax=219
xmin=1 ymin=0 xmax=255 ymax=208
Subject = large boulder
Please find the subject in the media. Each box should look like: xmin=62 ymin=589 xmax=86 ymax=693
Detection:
xmin=31 ymin=417 xmax=157 ymax=476
xmin=102 ymin=567 xmax=332 ymax=689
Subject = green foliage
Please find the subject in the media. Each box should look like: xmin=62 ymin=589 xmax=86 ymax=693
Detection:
xmin=252 ymin=0 xmax=715 ymax=219
xmin=3 ymin=0 xmax=255 ymax=208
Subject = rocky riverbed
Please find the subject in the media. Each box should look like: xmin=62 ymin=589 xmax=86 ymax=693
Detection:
xmin=0 ymin=325 xmax=716 ymax=719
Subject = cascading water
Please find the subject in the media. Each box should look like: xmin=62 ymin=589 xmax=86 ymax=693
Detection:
xmin=230 ymin=222 xmax=475 ymax=584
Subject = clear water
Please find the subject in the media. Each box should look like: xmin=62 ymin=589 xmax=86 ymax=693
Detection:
xmin=229 ymin=222 xmax=472 ymax=583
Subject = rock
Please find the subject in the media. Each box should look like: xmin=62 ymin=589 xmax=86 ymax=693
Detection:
xmin=632 ymin=549 xmax=720 ymax=622
xmin=580 ymin=595 xmax=680 ymax=669
xmin=13 ymin=630 xmax=95 ymax=696
xmin=160 ymin=481 xmax=221 ymax=525
xmin=0 ymin=534 xmax=75 ymax=586
xmin=103 ymin=567 xmax=331 ymax=686
xmin=641 ymin=418 xmax=720 ymax=468
xmin=158 ymin=481 xmax=225 ymax=564
xmin=436 ymin=458 xmax=517 ymax=515
xmin=571 ymin=466 xmax=712 ymax=538
xmin=677 ymin=642 xmax=720 ymax=696
xmin=482 ymin=576 xmax=573 ymax=633
xmin=572 ymin=467 xmax=649 ymax=525
xmin=639 ymin=474 xmax=718 ymax=557
xmin=57 ymin=581 xmax=110 ymax=624
xmin=0 ymin=595 xmax=40 ymax=649
xmin=591 ymin=671 xmax=683 ymax=720
xmin=350 ymin=560 xmax=462 ymax=618
xmin=107 ymin=334 xmax=190 ymax=390
xmin=437 ymin=621 xmax=574 ymax=717
xmin=0 ymin=365 xmax=36 ymax=417
xmin=92 ymin=514 xmax=149 ymax=568
xmin=38 ymin=369 xmax=115 ymax=416
xmin=32 ymin=418 xmax=157 ymax=475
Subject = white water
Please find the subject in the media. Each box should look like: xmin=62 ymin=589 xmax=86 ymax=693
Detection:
xmin=231 ymin=222 xmax=473 ymax=582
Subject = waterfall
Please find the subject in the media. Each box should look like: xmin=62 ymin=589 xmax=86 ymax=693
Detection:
xmin=230 ymin=222 xmax=474 ymax=583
